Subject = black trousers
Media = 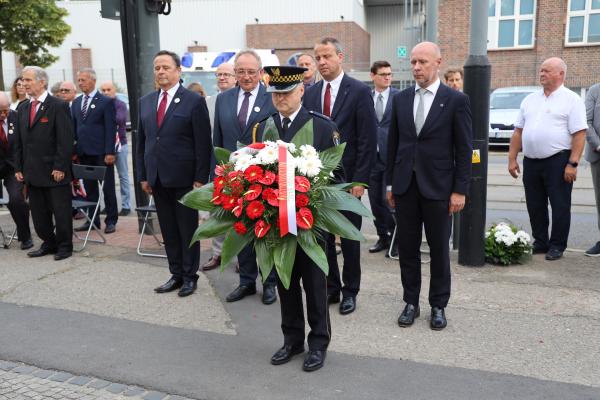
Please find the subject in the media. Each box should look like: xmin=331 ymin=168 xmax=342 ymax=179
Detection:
xmin=277 ymin=248 xmax=331 ymax=351
xmin=79 ymin=154 xmax=118 ymax=227
xmin=523 ymin=150 xmax=572 ymax=252
xmin=28 ymin=184 xmax=73 ymax=254
xmin=326 ymin=209 xmax=362 ymax=298
xmin=368 ymin=160 xmax=395 ymax=238
xmin=238 ymin=243 xmax=276 ymax=287
xmin=394 ymin=174 xmax=451 ymax=308
xmin=152 ymin=178 xmax=199 ymax=283
xmin=3 ymin=174 xmax=31 ymax=242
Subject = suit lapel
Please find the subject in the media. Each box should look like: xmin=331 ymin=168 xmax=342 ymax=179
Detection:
xmin=149 ymin=90 xmax=160 ymax=134
xmin=312 ymin=81 xmax=324 ymax=114
xmin=158 ymin=86 xmax=185 ymax=133
xmin=31 ymin=96 xmax=50 ymax=127
xmin=419 ymin=84 xmax=450 ymax=137
xmin=244 ymin=85 xmax=267 ymax=136
xmin=84 ymin=93 xmax=101 ymax=120
xmin=407 ymin=88 xmax=418 ymax=136
xmin=331 ymin=76 xmax=349 ymax=120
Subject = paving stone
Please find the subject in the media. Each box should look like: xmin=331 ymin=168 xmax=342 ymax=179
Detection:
xmin=32 ymin=370 xmax=55 ymax=379
xmin=69 ymin=376 xmax=94 ymax=386
xmin=49 ymin=372 xmax=73 ymax=382
xmin=87 ymin=379 xmax=111 ymax=389
xmin=105 ymin=383 xmax=127 ymax=394
xmin=123 ymin=387 xmax=145 ymax=397
xmin=12 ymin=365 xmax=36 ymax=374
xmin=143 ymin=391 xmax=168 ymax=400
xmin=0 ymin=361 xmax=18 ymax=371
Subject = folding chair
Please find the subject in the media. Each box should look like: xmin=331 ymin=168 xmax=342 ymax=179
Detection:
xmin=0 ymin=198 xmax=17 ymax=249
xmin=135 ymin=195 xmax=167 ymax=258
xmin=388 ymin=209 xmax=430 ymax=262
xmin=72 ymin=164 xmax=107 ymax=252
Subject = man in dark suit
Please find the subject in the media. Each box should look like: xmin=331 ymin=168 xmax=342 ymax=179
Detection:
xmin=303 ymin=37 xmax=377 ymax=315
xmin=14 ymin=66 xmax=74 ymax=261
xmin=0 ymin=92 xmax=32 ymax=250
xmin=213 ymin=49 xmax=278 ymax=305
xmin=256 ymin=66 xmax=339 ymax=372
xmin=386 ymin=42 xmax=472 ymax=330
xmin=137 ymin=50 xmax=212 ymax=297
xmin=71 ymin=68 xmax=119 ymax=234
xmin=368 ymin=60 xmax=399 ymax=256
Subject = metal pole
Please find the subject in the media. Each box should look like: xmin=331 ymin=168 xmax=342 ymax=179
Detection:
xmin=458 ymin=0 xmax=491 ymax=266
xmin=426 ymin=0 xmax=438 ymax=42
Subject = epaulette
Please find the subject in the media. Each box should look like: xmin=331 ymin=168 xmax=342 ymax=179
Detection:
xmin=309 ymin=110 xmax=332 ymax=121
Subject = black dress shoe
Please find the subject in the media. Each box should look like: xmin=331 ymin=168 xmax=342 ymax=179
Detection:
xmin=74 ymin=223 xmax=99 ymax=232
xmin=262 ymin=285 xmax=277 ymax=305
xmin=327 ymin=292 xmax=340 ymax=305
xmin=545 ymin=248 xmax=563 ymax=261
xmin=398 ymin=303 xmax=420 ymax=327
xmin=430 ymin=306 xmax=447 ymax=330
xmin=178 ymin=281 xmax=197 ymax=297
xmin=339 ymin=296 xmax=356 ymax=315
xmin=369 ymin=237 xmax=391 ymax=253
xmin=104 ymin=224 xmax=116 ymax=234
xmin=532 ymin=245 xmax=549 ymax=254
xmin=302 ymin=350 xmax=326 ymax=372
xmin=270 ymin=344 xmax=305 ymax=365
xmin=119 ymin=208 xmax=131 ymax=216
xmin=54 ymin=252 xmax=72 ymax=261
xmin=20 ymin=239 xmax=34 ymax=250
xmin=226 ymin=284 xmax=257 ymax=302
xmin=202 ymin=255 xmax=221 ymax=271
xmin=154 ymin=277 xmax=183 ymax=293
xmin=27 ymin=247 xmax=57 ymax=258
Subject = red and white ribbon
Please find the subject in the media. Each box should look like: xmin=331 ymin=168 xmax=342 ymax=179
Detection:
xmin=278 ymin=144 xmax=297 ymax=237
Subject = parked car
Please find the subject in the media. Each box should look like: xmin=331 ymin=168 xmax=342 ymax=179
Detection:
xmin=489 ymin=86 xmax=538 ymax=146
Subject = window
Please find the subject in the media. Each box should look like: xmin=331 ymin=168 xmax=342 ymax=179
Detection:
xmin=566 ymin=0 xmax=600 ymax=45
xmin=488 ymin=0 xmax=536 ymax=49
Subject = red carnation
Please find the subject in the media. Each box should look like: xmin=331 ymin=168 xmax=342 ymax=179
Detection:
xmin=212 ymin=188 xmax=224 ymax=205
xmin=234 ymin=221 xmax=247 ymax=235
xmin=262 ymin=188 xmax=279 ymax=207
xmin=254 ymin=220 xmax=271 ymax=238
xmin=214 ymin=164 xmax=225 ymax=177
xmin=295 ymin=193 xmax=309 ymax=208
xmin=245 ymin=200 xmax=265 ymax=219
xmin=295 ymin=176 xmax=311 ymax=193
xmin=258 ymin=170 xmax=276 ymax=185
xmin=232 ymin=198 xmax=243 ymax=218
xmin=296 ymin=207 xmax=314 ymax=230
xmin=247 ymin=143 xmax=266 ymax=150
xmin=244 ymin=184 xmax=262 ymax=201
xmin=244 ymin=165 xmax=264 ymax=182
xmin=222 ymin=195 xmax=238 ymax=211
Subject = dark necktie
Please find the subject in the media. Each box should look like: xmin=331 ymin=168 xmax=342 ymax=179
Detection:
xmin=157 ymin=91 xmax=168 ymax=128
xmin=238 ymin=92 xmax=251 ymax=132
xmin=282 ymin=117 xmax=291 ymax=140
xmin=0 ymin=122 xmax=7 ymax=151
xmin=81 ymin=95 xmax=90 ymax=119
xmin=323 ymin=83 xmax=331 ymax=117
xmin=29 ymin=100 xmax=39 ymax=127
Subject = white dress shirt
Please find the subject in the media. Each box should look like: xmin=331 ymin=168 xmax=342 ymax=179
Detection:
xmin=413 ymin=78 xmax=441 ymax=122
xmin=279 ymin=106 xmax=301 ymax=128
xmin=81 ymin=89 xmax=97 ymax=110
xmin=321 ymin=71 xmax=345 ymax=114
xmin=236 ymin=85 xmax=260 ymax=125
xmin=31 ymin=91 xmax=49 ymax=113
xmin=373 ymin=86 xmax=391 ymax=113
xmin=515 ymin=85 xmax=587 ymax=159
xmin=156 ymin=83 xmax=180 ymax=111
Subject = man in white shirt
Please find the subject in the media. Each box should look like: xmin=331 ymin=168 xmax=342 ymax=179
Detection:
xmin=508 ymin=57 xmax=587 ymax=261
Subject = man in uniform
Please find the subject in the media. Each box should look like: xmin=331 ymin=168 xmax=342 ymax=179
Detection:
xmin=255 ymin=66 xmax=340 ymax=372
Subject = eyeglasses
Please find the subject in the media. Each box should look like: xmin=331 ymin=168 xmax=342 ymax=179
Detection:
xmin=59 ymin=88 xmax=73 ymax=93
xmin=215 ymin=72 xmax=235 ymax=78
xmin=235 ymin=69 xmax=259 ymax=77
xmin=376 ymin=73 xmax=393 ymax=77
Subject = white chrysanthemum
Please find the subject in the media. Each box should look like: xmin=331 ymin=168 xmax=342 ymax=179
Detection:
xmin=234 ymin=154 xmax=255 ymax=171
xmin=263 ymin=140 xmax=278 ymax=148
xmin=300 ymin=144 xmax=318 ymax=159
xmin=515 ymin=230 xmax=530 ymax=244
xmin=297 ymin=156 xmax=323 ymax=177
xmin=257 ymin=146 xmax=279 ymax=165
xmin=229 ymin=151 xmax=242 ymax=163
xmin=502 ymin=235 xmax=516 ymax=246
xmin=276 ymin=140 xmax=296 ymax=153
xmin=485 ymin=231 xmax=491 ymax=238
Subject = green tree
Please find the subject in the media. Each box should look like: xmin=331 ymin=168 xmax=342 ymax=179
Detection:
xmin=0 ymin=0 xmax=71 ymax=90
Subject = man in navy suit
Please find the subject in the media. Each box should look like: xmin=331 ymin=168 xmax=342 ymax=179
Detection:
xmin=303 ymin=37 xmax=377 ymax=315
xmin=386 ymin=42 xmax=472 ymax=330
xmin=213 ymin=49 xmax=278 ymax=305
xmin=137 ymin=50 xmax=212 ymax=297
xmin=0 ymin=92 xmax=32 ymax=250
xmin=368 ymin=60 xmax=399 ymax=256
xmin=72 ymin=68 xmax=119 ymax=234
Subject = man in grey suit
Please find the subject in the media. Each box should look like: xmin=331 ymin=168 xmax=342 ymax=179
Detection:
xmin=212 ymin=49 xmax=278 ymax=304
xmin=585 ymin=83 xmax=600 ymax=256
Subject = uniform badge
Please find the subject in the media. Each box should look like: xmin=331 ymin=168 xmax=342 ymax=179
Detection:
xmin=174 ymin=98 xmax=181 ymax=104
xmin=254 ymin=106 xmax=260 ymax=113
xmin=332 ymin=131 xmax=340 ymax=146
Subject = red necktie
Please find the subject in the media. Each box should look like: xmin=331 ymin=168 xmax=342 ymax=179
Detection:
xmin=157 ymin=92 xmax=168 ymax=128
xmin=0 ymin=122 xmax=7 ymax=151
xmin=29 ymin=100 xmax=39 ymax=127
xmin=323 ymin=83 xmax=331 ymax=117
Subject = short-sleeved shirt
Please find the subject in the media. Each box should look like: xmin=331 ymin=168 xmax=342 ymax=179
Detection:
xmin=514 ymin=85 xmax=587 ymax=159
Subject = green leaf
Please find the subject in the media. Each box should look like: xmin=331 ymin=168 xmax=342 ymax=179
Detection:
xmin=220 ymin=229 xmax=253 ymax=271
xmin=272 ymin=234 xmax=297 ymax=289
xmin=315 ymin=208 xmax=365 ymax=241
xmin=179 ymin=183 xmax=215 ymax=211
xmin=214 ymin=147 xmax=232 ymax=164
xmin=262 ymin=117 xmax=280 ymax=142
xmin=319 ymin=142 xmax=346 ymax=175
xmin=254 ymin=239 xmax=275 ymax=282
xmin=317 ymin=186 xmax=373 ymax=218
xmin=297 ymin=230 xmax=328 ymax=276
xmin=290 ymin=118 xmax=314 ymax=147
xmin=190 ymin=216 xmax=235 ymax=243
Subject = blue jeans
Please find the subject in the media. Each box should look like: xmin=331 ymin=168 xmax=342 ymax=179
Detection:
xmin=115 ymin=144 xmax=131 ymax=210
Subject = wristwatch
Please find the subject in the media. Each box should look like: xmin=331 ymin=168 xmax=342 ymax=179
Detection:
xmin=567 ymin=161 xmax=578 ymax=168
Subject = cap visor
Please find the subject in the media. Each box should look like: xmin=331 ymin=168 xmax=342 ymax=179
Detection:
xmin=267 ymin=83 xmax=300 ymax=93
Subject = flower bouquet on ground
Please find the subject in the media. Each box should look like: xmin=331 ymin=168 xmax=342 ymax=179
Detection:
xmin=181 ymin=138 xmax=372 ymax=289
xmin=484 ymin=222 xmax=532 ymax=266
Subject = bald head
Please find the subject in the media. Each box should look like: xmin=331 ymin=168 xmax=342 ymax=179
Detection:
xmin=539 ymin=57 xmax=567 ymax=93
xmin=0 ymin=92 xmax=10 ymax=122
xmin=410 ymin=41 xmax=442 ymax=88
xmin=100 ymin=81 xmax=117 ymax=98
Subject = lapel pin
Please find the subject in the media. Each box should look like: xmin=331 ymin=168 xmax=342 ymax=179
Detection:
xmin=8 ymin=129 xmax=14 ymax=135
xmin=254 ymin=106 xmax=260 ymax=113
xmin=90 ymin=104 xmax=96 ymax=109
xmin=440 ymin=103 xmax=444 ymax=107
xmin=174 ymin=98 xmax=180 ymax=103
xmin=41 ymin=105 xmax=45 ymax=111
